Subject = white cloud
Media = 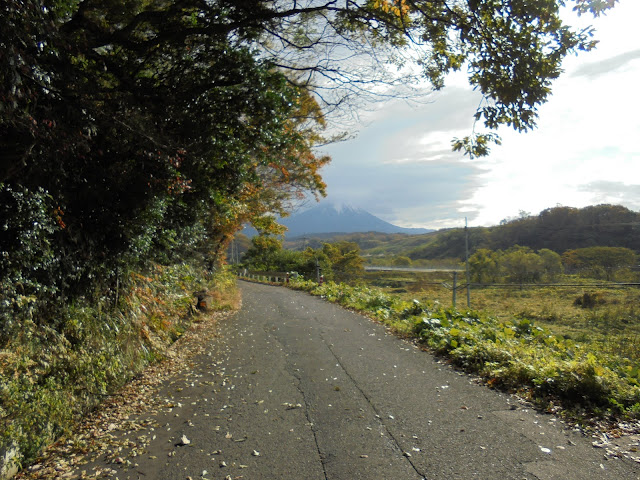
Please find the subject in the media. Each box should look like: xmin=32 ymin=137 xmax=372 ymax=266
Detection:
xmin=579 ymin=181 xmax=640 ymax=210
xmin=571 ymin=48 xmax=640 ymax=78
xmin=317 ymin=1 xmax=640 ymax=230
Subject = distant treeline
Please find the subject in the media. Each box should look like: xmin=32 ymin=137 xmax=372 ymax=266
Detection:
xmin=409 ymin=204 xmax=639 ymax=260
xmin=291 ymin=205 xmax=639 ymax=261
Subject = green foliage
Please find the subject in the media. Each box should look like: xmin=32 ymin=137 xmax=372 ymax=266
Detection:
xmin=574 ymin=292 xmax=606 ymax=309
xmin=241 ymin=240 xmax=365 ymax=283
xmin=452 ymin=132 xmax=502 ymax=158
xmin=321 ymin=242 xmax=365 ymax=282
xmin=0 ymin=184 xmax=60 ymax=342
xmin=538 ymin=249 xmax=563 ymax=281
xmin=468 ymin=248 xmax=499 ymax=283
xmin=500 ymin=246 xmax=545 ymax=284
xmin=242 ymin=234 xmax=286 ymax=271
xmin=467 ymin=246 xmax=566 ymax=284
xmin=1 ymin=0 xmax=330 ymax=328
xmin=563 ymin=246 xmax=637 ymax=281
xmin=392 ymin=256 xmax=412 ymax=267
xmin=0 ymin=262 xmax=233 ymax=471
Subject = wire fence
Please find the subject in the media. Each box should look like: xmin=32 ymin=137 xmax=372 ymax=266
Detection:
xmin=239 ymin=265 xmax=640 ymax=309
xmin=359 ymin=267 xmax=640 ymax=308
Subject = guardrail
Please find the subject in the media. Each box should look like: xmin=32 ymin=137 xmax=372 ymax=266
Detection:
xmin=365 ymin=266 xmax=464 ymax=273
xmin=238 ymin=270 xmax=290 ymax=284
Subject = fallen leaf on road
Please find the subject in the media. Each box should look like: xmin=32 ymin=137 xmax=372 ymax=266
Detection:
xmin=252 ymin=450 xmax=260 ymax=456
xmin=177 ymin=434 xmax=191 ymax=446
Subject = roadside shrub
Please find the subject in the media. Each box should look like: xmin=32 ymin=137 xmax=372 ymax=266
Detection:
xmin=574 ymin=292 xmax=606 ymax=308
xmin=0 ymin=183 xmax=59 ymax=346
xmin=0 ymin=263 xmax=233 ymax=474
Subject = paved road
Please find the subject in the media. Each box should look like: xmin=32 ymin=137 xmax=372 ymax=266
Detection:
xmin=77 ymin=281 xmax=640 ymax=479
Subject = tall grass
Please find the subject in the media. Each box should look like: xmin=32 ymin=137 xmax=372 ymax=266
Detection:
xmin=0 ymin=264 xmax=236 ymax=475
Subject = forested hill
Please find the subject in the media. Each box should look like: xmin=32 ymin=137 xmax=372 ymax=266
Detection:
xmin=405 ymin=204 xmax=640 ymax=260
xmin=304 ymin=205 xmax=640 ymax=260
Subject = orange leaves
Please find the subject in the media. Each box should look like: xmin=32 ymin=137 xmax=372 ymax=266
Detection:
xmin=166 ymin=175 xmax=192 ymax=195
xmin=53 ymin=206 xmax=66 ymax=229
xmin=371 ymin=0 xmax=410 ymax=18
xmin=292 ymin=89 xmax=327 ymax=129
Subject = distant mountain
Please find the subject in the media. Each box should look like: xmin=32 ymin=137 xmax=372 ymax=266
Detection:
xmin=279 ymin=204 xmax=433 ymax=237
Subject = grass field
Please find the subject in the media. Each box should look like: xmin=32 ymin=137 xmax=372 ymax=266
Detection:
xmin=361 ymin=270 xmax=640 ymax=365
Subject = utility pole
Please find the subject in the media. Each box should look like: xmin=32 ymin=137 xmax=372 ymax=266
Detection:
xmin=465 ymin=217 xmax=471 ymax=307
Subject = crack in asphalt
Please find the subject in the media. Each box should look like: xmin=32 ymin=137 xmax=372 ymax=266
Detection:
xmin=262 ymin=321 xmax=330 ymax=480
xmin=319 ymin=329 xmax=428 ymax=480
xmin=289 ymin=366 xmax=330 ymax=480
xmin=260 ymin=295 xmax=424 ymax=479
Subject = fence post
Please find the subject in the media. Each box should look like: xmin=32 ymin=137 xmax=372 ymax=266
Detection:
xmin=465 ymin=218 xmax=471 ymax=308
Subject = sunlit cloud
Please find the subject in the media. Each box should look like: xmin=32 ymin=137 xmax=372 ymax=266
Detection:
xmin=316 ymin=1 xmax=640 ymax=230
xmin=579 ymin=181 xmax=640 ymax=210
xmin=571 ymin=48 xmax=640 ymax=78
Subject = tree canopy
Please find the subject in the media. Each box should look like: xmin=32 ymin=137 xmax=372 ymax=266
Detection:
xmin=1 ymin=0 xmax=618 ymax=331
xmin=1 ymin=0 xmax=330 ymax=337
xmin=240 ymin=237 xmax=364 ymax=282
xmin=563 ymin=246 xmax=637 ymax=281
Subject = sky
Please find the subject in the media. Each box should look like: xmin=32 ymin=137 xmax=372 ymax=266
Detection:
xmin=315 ymin=0 xmax=640 ymax=231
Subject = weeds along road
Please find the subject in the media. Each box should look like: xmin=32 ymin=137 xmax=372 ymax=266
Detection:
xmin=73 ymin=281 xmax=640 ymax=479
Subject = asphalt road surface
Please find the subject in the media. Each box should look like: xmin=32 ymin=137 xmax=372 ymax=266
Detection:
xmin=76 ymin=281 xmax=640 ymax=479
